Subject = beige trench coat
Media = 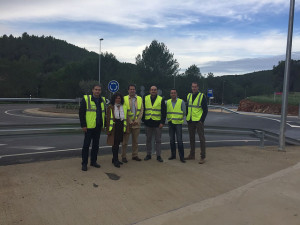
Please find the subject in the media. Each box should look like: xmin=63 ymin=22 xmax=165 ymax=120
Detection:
xmin=106 ymin=105 xmax=129 ymax=146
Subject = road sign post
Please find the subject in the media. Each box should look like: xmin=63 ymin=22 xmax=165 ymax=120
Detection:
xmin=207 ymin=89 xmax=213 ymax=105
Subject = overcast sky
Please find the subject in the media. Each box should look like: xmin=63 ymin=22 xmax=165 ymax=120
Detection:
xmin=1 ymin=0 xmax=300 ymax=75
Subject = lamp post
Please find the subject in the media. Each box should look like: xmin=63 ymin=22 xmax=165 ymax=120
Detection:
xmin=173 ymin=74 xmax=176 ymax=88
xmin=222 ymin=80 xmax=225 ymax=105
xmin=99 ymin=38 xmax=104 ymax=85
xmin=279 ymin=0 xmax=295 ymax=151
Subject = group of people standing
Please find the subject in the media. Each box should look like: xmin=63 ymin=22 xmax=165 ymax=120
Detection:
xmin=79 ymin=82 xmax=207 ymax=171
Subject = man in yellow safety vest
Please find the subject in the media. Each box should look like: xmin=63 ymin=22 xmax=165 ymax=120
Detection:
xmin=142 ymin=86 xmax=166 ymax=162
xmin=185 ymin=82 xmax=208 ymax=164
xmin=121 ymin=84 xmax=144 ymax=163
xmin=166 ymin=89 xmax=186 ymax=163
xmin=79 ymin=84 xmax=106 ymax=171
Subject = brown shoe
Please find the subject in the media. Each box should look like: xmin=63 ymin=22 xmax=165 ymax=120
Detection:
xmin=199 ymin=158 xmax=205 ymax=164
xmin=184 ymin=155 xmax=195 ymax=160
xmin=122 ymin=158 xmax=128 ymax=163
xmin=132 ymin=156 xmax=142 ymax=161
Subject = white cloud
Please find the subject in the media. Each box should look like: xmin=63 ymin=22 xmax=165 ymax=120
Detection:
xmin=0 ymin=0 xmax=297 ymax=29
xmin=39 ymin=27 xmax=299 ymax=74
xmin=1 ymin=0 xmax=300 ymax=76
xmin=199 ymin=51 xmax=300 ymax=76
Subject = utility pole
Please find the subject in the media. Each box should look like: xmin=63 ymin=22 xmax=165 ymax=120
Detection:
xmin=99 ymin=38 xmax=104 ymax=85
xmin=222 ymin=80 xmax=225 ymax=105
xmin=279 ymin=0 xmax=295 ymax=151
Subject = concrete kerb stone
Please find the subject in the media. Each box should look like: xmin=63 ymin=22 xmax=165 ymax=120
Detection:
xmin=24 ymin=108 xmax=78 ymax=118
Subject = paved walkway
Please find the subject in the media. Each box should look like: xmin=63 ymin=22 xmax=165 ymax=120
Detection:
xmin=1 ymin=145 xmax=300 ymax=225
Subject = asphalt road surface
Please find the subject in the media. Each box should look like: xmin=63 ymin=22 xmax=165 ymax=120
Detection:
xmin=0 ymin=104 xmax=299 ymax=166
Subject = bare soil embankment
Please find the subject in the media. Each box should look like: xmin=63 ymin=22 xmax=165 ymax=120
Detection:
xmin=238 ymin=99 xmax=299 ymax=116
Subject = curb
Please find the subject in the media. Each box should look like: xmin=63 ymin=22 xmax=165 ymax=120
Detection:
xmin=24 ymin=108 xmax=79 ymax=119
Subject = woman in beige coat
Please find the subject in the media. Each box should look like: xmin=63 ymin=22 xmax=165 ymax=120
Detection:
xmin=106 ymin=92 xmax=129 ymax=168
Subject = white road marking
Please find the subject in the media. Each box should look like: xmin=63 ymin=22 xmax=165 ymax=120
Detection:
xmin=0 ymin=144 xmax=7 ymax=146
xmin=0 ymin=147 xmax=82 ymax=158
xmin=233 ymin=111 xmax=300 ymax=128
xmin=4 ymin=109 xmax=77 ymax=120
xmin=9 ymin=146 xmax=55 ymax=151
xmin=255 ymin=115 xmax=300 ymax=128
xmin=0 ymin=127 xmax=79 ymax=132
xmin=0 ymin=139 xmax=259 ymax=159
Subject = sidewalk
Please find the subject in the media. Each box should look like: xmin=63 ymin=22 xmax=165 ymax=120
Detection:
xmin=1 ymin=145 xmax=300 ymax=225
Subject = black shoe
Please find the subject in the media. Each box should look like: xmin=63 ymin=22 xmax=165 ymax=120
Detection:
xmin=144 ymin=155 xmax=151 ymax=161
xmin=132 ymin=156 xmax=142 ymax=161
xmin=113 ymin=161 xmax=120 ymax=168
xmin=82 ymin=164 xmax=87 ymax=171
xmin=180 ymin=158 xmax=186 ymax=163
xmin=90 ymin=162 xmax=101 ymax=168
xmin=157 ymin=156 xmax=164 ymax=162
xmin=168 ymin=156 xmax=176 ymax=160
xmin=122 ymin=158 xmax=128 ymax=163
xmin=118 ymin=160 xmax=123 ymax=165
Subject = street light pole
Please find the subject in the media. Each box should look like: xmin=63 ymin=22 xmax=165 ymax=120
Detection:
xmin=279 ymin=0 xmax=295 ymax=151
xmin=173 ymin=74 xmax=175 ymax=88
xmin=99 ymin=38 xmax=104 ymax=85
xmin=222 ymin=80 xmax=225 ymax=105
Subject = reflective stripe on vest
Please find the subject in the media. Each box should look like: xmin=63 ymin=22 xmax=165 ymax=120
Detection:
xmin=144 ymin=95 xmax=162 ymax=121
xmin=109 ymin=105 xmax=127 ymax=132
xmin=186 ymin=93 xmax=203 ymax=121
xmin=124 ymin=95 xmax=142 ymax=120
xmin=166 ymin=98 xmax=184 ymax=124
xmin=84 ymin=95 xmax=105 ymax=128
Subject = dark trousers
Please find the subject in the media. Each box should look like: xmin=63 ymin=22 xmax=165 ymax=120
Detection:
xmin=111 ymin=138 xmax=121 ymax=162
xmin=81 ymin=126 xmax=101 ymax=165
xmin=168 ymin=122 xmax=184 ymax=159
xmin=188 ymin=121 xmax=206 ymax=159
xmin=112 ymin=119 xmax=123 ymax=162
xmin=112 ymin=140 xmax=121 ymax=162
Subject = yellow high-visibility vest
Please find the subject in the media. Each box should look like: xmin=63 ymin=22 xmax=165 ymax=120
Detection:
xmin=108 ymin=105 xmax=127 ymax=132
xmin=84 ymin=95 xmax=105 ymax=128
xmin=186 ymin=93 xmax=203 ymax=121
xmin=144 ymin=95 xmax=162 ymax=121
xmin=166 ymin=98 xmax=184 ymax=124
xmin=124 ymin=95 xmax=142 ymax=121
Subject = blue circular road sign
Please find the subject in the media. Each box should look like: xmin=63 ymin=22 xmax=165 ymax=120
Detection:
xmin=108 ymin=80 xmax=119 ymax=93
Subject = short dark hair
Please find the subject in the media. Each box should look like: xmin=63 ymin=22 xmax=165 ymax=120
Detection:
xmin=191 ymin=82 xmax=198 ymax=87
xmin=92 ymin=84 xmax=102 ymax=90
xmin=110 ymin=92 xmax=124 ymax=105
xmin=170 ymin=88 xmax=177 ymax=92
xmin=128 ymin=84 xmax=136 ymax=90
xmin=149 ymin=85 xmax=158 ymax=91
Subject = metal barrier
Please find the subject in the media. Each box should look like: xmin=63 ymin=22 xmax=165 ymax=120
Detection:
xmin=208 ymin=105 xmax=239 ymax=114
xmin=0 ymin=98 xmax=80 ymax=103
xmin=0 ymin=97 xmax=113 ymax=105
xmin=0 ymin=101 xmax=298 ymax=147
xmin=1 ymin=123 xmax=299 ymax=147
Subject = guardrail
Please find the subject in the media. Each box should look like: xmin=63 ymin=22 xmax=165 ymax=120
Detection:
xmin=0 ymin=98 xmax=80 ymax=103
xmin=208 ymin=105 xmax=239 ymax=114
xmin=1 ymin=124 xmax=299 ymax=147
xmin=0 ymin=97 xmax=114 ymax=105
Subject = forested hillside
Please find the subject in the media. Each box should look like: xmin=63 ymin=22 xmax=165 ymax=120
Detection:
xmin=0 ymin=33 xmax=137 ymax=98
xmin=1 ymin=33 xmax=299 ymax=104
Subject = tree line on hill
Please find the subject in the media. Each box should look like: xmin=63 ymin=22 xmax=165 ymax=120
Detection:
xmin=0 ymin=33 xmax=300 ymax=104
